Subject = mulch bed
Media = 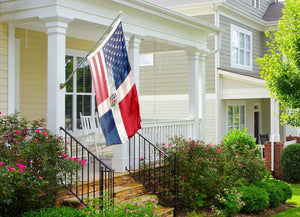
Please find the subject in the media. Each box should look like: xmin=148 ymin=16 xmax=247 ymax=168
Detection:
xmin=177 ymin=203 xmax=297 ymax=217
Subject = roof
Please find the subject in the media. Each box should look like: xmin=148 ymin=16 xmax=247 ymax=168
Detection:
xmin=218 ymin=68 xmax=262 ymax=79
xmin=262 ymin=2 xmax=284 ymax=21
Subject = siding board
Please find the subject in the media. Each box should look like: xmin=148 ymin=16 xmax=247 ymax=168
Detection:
xmin=0 ymin=23 xmax=8 ymax=114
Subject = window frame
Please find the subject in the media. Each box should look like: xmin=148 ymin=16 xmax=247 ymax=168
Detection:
xmin=230 ymin=24 xmax=253 ymax=71
xmin=227 ymin=104 xmax=246 ymax=132
xmin=65 ymin=49 xmax=96 ymax=134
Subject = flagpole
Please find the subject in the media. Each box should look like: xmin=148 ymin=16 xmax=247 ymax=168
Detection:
xmin=60 ymin=11 xmax=123 ymax=89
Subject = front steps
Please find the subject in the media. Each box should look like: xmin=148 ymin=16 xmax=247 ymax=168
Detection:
xmin=62 ymin=172 xmax=174 ymax=217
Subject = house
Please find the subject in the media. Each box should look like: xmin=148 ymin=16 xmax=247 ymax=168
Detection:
xmin=147 ymin=0 xmax=299 ymax=144
xmin=0 ymin=0 xmax=221 ymax=171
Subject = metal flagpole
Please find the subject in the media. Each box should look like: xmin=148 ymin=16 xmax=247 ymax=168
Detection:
xmin=60 ymin=11 xmax=123 ymax=89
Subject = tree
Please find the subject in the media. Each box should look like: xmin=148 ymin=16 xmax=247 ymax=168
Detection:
xmin=257 ymin=0 xmax=300 ymax=127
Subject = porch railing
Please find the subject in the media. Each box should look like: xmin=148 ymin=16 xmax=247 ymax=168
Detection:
xmin=60 ymin=127 xmax=114 ymax=207
xmin=141 ymin=119 xmax=196 ymax=145
xmin=126 ymin=132 xmax=178 ymax=217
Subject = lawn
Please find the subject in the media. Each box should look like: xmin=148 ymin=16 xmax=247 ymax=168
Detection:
xmin=271 ymin=184 xmax=300 ymax=217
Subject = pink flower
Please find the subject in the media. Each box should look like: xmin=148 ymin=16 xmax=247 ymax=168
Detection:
xmin=14 ymin=130 xmax=20 ymax=134
xmin=0 ymin=112 xmax=1 ymax=114
xmin=7 ymin=167 xmax=16 ymax=171
xmin=139 ymin=157 xmax=145 ymax=161
xmin=217 ymin=149 xmax=222 ymax=152
xmin=160 ymin=153 xmax=164 ymax=156
xmin=19 ymin=169 xmax=24 ymax=173
xmin=214 ymin=158 xmax=217 ymax=160
xmin=8 ymin=134 xmax=13 ymax=138
xmin=62 ymin=153 xmax=68 ymax=158
xmin=0 ymin=162 xmax=3 ymax=166
xmin=17 ymin=163 xmax=25 ymax=169
xmin=81 ymin=160 xmax=87 ymax=165
xmin=239 ymin=163 xmax=243 ymax=166
xmin=207 ymin=144 xmax=212 ymax=147
xmin=72 ymin=157 xmax=78 ymax=161
xmin=38 ymin=176 xmax=43 ymax=179
xmin=238 ymin=151 xmax=242 ymax=153
xmin=66 ymin=141 xmax=70 ymax=144
xmin=162 ymin=143 xmax=165 ymax=146
xmin=36 ymin=129 xmax=41 ymax=133
xmin=168 ymin=144 xmax=171 ymax=147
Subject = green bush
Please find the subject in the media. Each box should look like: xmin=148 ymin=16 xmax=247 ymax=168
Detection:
xmin=0 ymin=113 xmax=82 ymax=216
xmin=281 ymin=143 xmax=300 ymax=183
xmin=255 ymin=180 xmax=284 ymax=208
xmin=22 ymin=207 xmax=86 ymax=217
xmin=237 ymin=185 xmax=269 ymax=214
xmin=221 ymin=128 xmax=267 ymax=186
xmin=267 ymin=179 xmax=292 ymax=202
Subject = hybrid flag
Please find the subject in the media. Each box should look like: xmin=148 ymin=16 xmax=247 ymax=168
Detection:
xmin=88 ymin=19 xmax=141 ymax=146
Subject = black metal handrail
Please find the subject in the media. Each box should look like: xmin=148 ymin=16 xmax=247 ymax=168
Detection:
xmin=126 ymin=132 xmax=178 ymax=217
xmin=60 ymin=127 xmax=114 ymax=208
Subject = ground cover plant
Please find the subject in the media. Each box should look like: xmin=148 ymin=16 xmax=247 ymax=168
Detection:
xmin=0 ymin=113 xmax=83 ymax=216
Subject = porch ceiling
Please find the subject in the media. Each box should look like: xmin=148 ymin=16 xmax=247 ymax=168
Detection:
xmin=0 ymin=0 xmax=221 ymax=52
xmin=219 ymin=69 xmax=270 ymax=99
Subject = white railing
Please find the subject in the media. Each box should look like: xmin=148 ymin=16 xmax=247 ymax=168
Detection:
xmin=140 ymin=119 xmax=197 ymax=145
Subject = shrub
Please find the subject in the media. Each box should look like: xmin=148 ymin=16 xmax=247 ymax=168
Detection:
xmin=221 ymin=128 xmax=268 ymax=186
xmin=211 ymin=188 xmax=245 ymax=217
xmin=165 ymin=137 xmax=225 ymax=209
xmin=22 ymin=207 xmax=86 ymax=217
xmin=267 ymin=179 xmax=292 ymax=202
xmin=237 ymin=185 xmax=269 ymax=214
xmin=0 ymin=113 xmax=82 ymax=216
xmin=281 ymin=143 xmax=300 ymax=183
xmin=255 ymin=180 xmax=284 ymax=208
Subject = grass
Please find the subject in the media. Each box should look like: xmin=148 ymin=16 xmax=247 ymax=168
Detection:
xmin=271 ymin=184 xmax=300 ymax=217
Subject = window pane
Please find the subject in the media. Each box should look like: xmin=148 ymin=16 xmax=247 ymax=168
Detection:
xmin=246 ymin=35 xmax=251 ymax=50
xmin=77 ymin=95 xmax=92 ymax=129
xmin=246 ymin=51 xmax=251 ymax=66
xmin=239 ymin=33 xmax=245 ymax=49
xmin=234 ymin=105 xmax=239 ymax=126
xmin=240 ymin=105 xmax=245 ymax=125
xmin=239 ymin=50 xmax=245 ymax=65
xmin=65 ymin=56 xmax=73 ymax=93
xmin=228 ymin=105 xmax=233 ymax=126
xmin=65 ymin=95 xmax=73 ymax=130
xmin=77 ymin=57 xmax=92 ymax=93
xmin=232 ymin=48 xmax=238 ymax=64
xmin=232 ymin=30 xmax=239 ymax=47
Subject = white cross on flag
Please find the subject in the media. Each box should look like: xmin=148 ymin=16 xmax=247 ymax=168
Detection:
xmin=88 ymin=19 xmax=141 ymax=146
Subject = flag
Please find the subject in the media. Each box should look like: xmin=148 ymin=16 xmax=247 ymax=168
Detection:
xmin=88 ymin=19 xmax=141 ymax=146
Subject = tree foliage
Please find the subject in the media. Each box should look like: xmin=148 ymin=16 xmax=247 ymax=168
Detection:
xmin=257 ymin=0 xmax=300 ymax=127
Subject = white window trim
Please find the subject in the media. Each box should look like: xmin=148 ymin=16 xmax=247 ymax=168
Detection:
xmin=230 ymin=24 xmax=253 ymax=71
xmin=227 ymin=104 xmax=246 ymax=132
xmin=140 ymin=53 xmax=154 ymax=66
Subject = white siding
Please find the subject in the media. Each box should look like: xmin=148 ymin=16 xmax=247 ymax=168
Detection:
xmin=0 ymin=23 xmax=8 ymax=114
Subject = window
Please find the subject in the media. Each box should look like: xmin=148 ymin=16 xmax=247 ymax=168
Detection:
xmin=65 ymin=52 xmax=97 ymax=132
xmin=231 ymin=24 xmax=252 ymax=70
xmin=250 ymin=0 xmax=260 ymax=9
xmin=227 ymin=105 xmax=245 ymax=132
xmin=140 ymin=53 xmax=153 ymax=66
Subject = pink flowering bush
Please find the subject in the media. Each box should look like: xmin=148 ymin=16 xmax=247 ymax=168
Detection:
xmin=0 ymin=113 xmax=82 ymax=216
xmin=164 ymin=129 xmax=268 ymax=210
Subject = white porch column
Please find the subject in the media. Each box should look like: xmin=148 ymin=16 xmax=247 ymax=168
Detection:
xmin=128 ymin=35 xmax=142 ymax=94
xmin=187 ymin=50 xmax=206 ymax=140
xmin=8 ymin=23 xmax=16 ymax=114
xmin=270 ymin=98 xmax=280 ymax=141
xmin=43 ymin=17 xmax=72 ymax=134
